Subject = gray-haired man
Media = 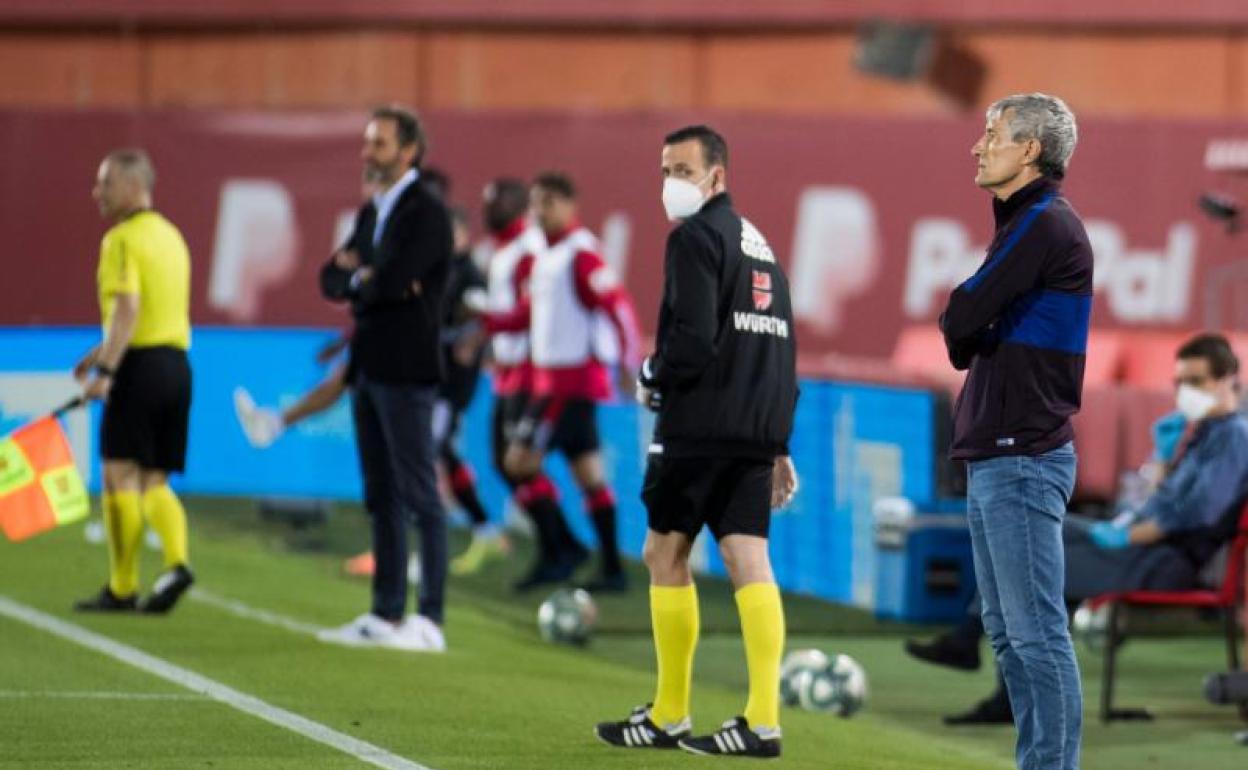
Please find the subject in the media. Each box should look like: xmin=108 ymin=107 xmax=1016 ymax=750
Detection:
xmin=939 ymin=93 xmax=1092 ymax=770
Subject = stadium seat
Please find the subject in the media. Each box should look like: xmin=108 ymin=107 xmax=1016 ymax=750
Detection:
xmin=1070 ymin=386 xmax=1123 ymax=503
xmin=799 ymin=352 xmax=933 ymax=390
xmin=1119 ymin=331 xmax=1190 ymax=391
xmin=1088 ymin=504 xmax=1248 ymax=723
xmin=890 ymin=324 xmax=966 ymax=393
xmin=1118 ymin=386 xmax=1178 ymax=469
xmin=1226 ymin=332 xmax=1248 ymax=376
xmin=1084 ymin=329 xmax=1124 ymax=387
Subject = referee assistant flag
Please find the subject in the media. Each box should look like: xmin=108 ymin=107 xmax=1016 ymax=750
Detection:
xmin=0 ymin=416 xmax=89 ymax=541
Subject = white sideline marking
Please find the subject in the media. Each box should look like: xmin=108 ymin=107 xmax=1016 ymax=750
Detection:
xmin=0 ymin=595 xmax=433 ymax=770
xmin=189 ymin=588 xmax=324 ymax=636
xmin=0 ymin=690 xmax=204 ymax=701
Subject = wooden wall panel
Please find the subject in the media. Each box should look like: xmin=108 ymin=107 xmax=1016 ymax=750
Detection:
xmin=0 ymin=28 xmax=1244 ymax=119
xmin=702 ymin=33 xmax=954 ymax=114
xmin=1223 ymin=35 xmax=1248 ymax=117
xmin=965 ymin=33 xmax=1234 ymax=117
xmin=145 ymin=31 xmax=423 ymax=108
xmin=425 ymin=32 xmax=697 ymax=110
xmin=0 ymin=34 xmax=140 ymax=106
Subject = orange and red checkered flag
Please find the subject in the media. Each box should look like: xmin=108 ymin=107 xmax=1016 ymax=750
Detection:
xmin=0 ymin=405 xmax=89 ymax=542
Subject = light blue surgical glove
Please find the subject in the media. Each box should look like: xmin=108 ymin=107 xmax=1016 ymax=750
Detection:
xmin=1089 ymin=521 xmax=1131 ymax=550
xmin=1151 ymin=411 xmax=1187 ymax=463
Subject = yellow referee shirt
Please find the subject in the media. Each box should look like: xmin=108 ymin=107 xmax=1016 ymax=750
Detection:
xmin=97 ymin=210 xmax=191 ymax=350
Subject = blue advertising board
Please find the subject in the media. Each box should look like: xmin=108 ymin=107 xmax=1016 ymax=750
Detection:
xmin=1 ymin=326 xmax=946 ymax=608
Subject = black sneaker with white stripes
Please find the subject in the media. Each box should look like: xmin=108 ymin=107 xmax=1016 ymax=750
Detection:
xmin=678 ymin=716 xmax=782 ymax=759
xmin=138 ymin=564 xmax=194 ymax=614
xmin=594 ymin=703 xmax=691 ymax=750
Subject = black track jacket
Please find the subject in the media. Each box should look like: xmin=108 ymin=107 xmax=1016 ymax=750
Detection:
xmin=640 ymin=193 xmax=798 ymax=460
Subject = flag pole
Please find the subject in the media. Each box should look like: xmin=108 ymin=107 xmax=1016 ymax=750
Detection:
xmin=50 ymin=396 xmax=85 ymax=419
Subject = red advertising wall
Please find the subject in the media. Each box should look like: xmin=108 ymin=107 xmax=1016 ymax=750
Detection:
xmin=4 ymin=109 xmax=1247 ymax=358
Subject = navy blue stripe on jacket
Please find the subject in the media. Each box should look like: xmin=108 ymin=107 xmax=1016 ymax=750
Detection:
xmin=961 ymin=192 xmax=1056 ymax=293
xmin=939 ymin=176 xmax=1095 ymax=460
xmin=998 ymin=289 xmax=1092 ymax=355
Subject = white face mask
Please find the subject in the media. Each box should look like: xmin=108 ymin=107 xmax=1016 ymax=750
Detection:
xmin=662 ymin=172 xmax=713 ymax=221
xmin=1176 ymin=384 xmax=1219 ymax=421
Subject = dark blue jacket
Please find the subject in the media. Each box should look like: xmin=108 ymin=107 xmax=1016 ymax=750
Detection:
xmin=940 ymin=176 xmax=1094 ymax=460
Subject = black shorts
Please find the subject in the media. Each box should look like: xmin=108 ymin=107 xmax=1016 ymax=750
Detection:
xmin=491 ymin=392 xmax=529 ymax=474
xmin=642 ymin=455 xmax=772 ymax=540
xmin=101 ymin=346 xmax=192 ymax=473
xmin=512 ymin=396 xmax=600 ymax=459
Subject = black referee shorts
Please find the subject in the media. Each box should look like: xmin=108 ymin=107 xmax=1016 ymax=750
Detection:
xmin=101 ymin=346 xmax=192 ymax=473
xmin=642 ymin=455 xmax=773 ymax=541
xmin=512 ymin=396 xmax=600 ymax=460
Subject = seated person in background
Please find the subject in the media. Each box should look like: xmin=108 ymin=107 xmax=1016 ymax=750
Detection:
xmin=1112 ymin=409 xmax=1186 ymax=517
xmin=907 ymin=333 xmax=1248 ymax=725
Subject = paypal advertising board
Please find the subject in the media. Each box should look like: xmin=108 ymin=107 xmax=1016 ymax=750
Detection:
xmin=0 ymin=110 xmax=1229 ymax=360
xmin=1 ymin=327 xmax=942 ymax=607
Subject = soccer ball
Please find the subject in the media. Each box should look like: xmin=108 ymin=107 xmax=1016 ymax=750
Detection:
xmin=537 ymin=588 xmax=597 ymax=645
xmin=779 ymin=648 xmax=829 ymax=706
xmin=1071 ymin=603 xmax=1112 ymax=651
xmin=794 ymin=654 xmax=868 ymax=717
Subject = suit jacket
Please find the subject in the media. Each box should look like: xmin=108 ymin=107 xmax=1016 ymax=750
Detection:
xmin=321 ymin=175 xmax=452 ymax=385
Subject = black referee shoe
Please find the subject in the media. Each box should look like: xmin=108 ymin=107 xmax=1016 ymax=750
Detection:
xmin=74 ymin=585 xmax=137 ymax=613
xmin=595 ymin=703 xmax=690 ymax=750
xmin=678 ymin=716 xmax=782 ymax=759
xmin=138 ymin=565 xmax=195 ymax=614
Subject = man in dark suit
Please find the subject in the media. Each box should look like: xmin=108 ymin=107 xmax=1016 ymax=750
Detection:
xmin=317 ymin=105 xmax=452 ymax=652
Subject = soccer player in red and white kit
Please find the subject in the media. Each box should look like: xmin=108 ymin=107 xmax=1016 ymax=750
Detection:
xmin=478 ymin=178 xmax=585 ymax=590
xmin=495 ymin=171 xmax=641 ymax=593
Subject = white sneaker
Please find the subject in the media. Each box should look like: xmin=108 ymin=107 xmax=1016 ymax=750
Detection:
xmin=396 ymin=614 xmax=446 ymax=653
xmin=316 ymin=613 xmax=401 ymax=648
xmin=233 ymin=387 xmax=285 ymax=449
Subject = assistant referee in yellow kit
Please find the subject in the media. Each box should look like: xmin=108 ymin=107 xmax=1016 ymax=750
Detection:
xmin=73 ymin=149 xmax=195 ymax=614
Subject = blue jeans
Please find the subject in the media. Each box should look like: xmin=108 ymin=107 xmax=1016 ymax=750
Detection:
xmin=967 ymin=442 xmax=1081 ymax=770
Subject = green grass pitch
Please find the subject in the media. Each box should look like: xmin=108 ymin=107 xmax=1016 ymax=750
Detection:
xmin=0 ymin=497 xmax=1244 ymax=769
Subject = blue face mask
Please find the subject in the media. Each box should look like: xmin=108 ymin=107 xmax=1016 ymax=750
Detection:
xmin=1152 ymin=411 xmax=1188 ymax=463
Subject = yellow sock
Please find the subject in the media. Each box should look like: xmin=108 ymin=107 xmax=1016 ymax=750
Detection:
xmin=736 ymin=582 xmax=785 ymax=730
xmin=650 ymin=584 xmax=699 ymax=726
xmin=103 ymin=491 xmax=143 ymax=597
xmin=142 ymin=485 xmax=189 ymax=569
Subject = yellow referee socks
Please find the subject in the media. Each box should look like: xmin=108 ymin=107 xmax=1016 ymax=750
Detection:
xmin=103 ymin=491 xmax=143 ymax=597
xmin=143 ymin=485 xmax=189 ymax=569
xmin=736 ymin=582 xmax=785 ymax=730
xmin=650 ymin=584 xmax=700 ymax=726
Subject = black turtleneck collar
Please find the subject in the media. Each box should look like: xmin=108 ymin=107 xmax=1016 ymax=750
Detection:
xmin=992 ymin=175 xmax=1061 ymax=229
xmin=698 ymin=191 xmax=733 ymax=216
